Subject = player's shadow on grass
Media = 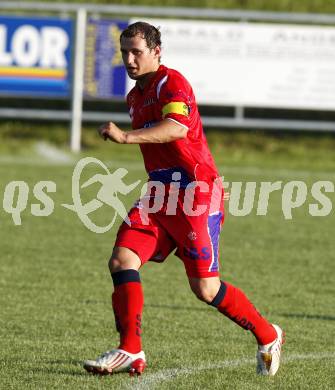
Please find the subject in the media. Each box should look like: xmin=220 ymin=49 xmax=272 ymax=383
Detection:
xmin=279 ymin=313 xmax=335 ymax=321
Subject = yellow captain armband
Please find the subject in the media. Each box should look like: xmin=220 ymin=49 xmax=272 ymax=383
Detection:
xmin=162 ymin=102 xmax=190 ymax=118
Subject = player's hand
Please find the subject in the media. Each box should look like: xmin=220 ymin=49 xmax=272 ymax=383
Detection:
xmin=98 ymin=122 xmax=127 ymax=144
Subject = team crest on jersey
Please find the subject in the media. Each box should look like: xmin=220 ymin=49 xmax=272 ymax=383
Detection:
xmin=188 ymin=231 xmax=197 ymax=241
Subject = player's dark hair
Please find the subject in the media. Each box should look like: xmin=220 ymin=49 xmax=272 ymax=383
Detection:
xmin=120 ymin=21 xmax=161 ymax=51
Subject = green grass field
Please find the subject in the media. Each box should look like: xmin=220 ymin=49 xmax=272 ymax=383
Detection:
xmin=0 ymin=132 xmax=335 ymax=389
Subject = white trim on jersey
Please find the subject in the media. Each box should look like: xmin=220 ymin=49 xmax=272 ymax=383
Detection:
xmin=166 ymin=117 xmax=189 ymax=130
xmin=156 ymin=75 xmax=168 ymax=100
xmin=207 ymin=222 xmax=215 ymax=273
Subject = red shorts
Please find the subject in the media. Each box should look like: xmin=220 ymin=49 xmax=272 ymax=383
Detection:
xmin=115 ymin=180 xmax=224 ymax=278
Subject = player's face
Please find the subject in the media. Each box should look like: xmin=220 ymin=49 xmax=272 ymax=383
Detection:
xmin=121 ymin=34 xmax=161 ymax=81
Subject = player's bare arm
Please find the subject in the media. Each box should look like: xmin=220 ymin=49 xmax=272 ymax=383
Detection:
xmin=98 ymin=118 xmax=188 ymax=144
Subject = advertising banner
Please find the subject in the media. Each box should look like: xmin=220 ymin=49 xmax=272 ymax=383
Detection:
xmin=84 ymin=19 xmax=128 ymax=99
xmin=130 ymin=18 xmax=335 ymax=110
xmin=0 ymin=15 xmax=73 ymax=97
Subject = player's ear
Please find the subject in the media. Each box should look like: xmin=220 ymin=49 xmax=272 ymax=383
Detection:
xmin=153 ymin=45 xmax=161 ymax=59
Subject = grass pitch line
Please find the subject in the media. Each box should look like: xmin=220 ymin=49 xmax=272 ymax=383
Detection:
xmin=35 ymin=141 xmax=74 ymax=164
xmin=129 ymin=352 xmax=335 ymax=389
xmin=0 ymin=144 xmax=73 ymax=166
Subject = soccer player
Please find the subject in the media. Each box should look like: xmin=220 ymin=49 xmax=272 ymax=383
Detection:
xmin=84 ymin=21 xmax=284 ymax=376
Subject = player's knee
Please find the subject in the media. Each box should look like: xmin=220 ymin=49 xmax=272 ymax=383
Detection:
xmin=108 ymin=256 xmax=122 ymax=274
xmin=190 ymin=284 xmax=217 ymax=303
xmin=108 ymin=246 xmax=141 ymax=274
xmin=189 ymin=277 xmax=221 ymax=303
xmin=108 ymin=255 xmax=135 ymax=274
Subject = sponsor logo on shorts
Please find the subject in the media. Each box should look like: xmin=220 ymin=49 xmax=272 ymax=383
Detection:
xmin=183 ymin=246 xmax=211 ymax=261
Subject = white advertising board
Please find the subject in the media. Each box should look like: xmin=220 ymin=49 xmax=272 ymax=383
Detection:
xmin=128 ymin=18 xmax=335 ymax=110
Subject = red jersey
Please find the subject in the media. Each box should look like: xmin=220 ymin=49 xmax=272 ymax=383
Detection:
xmin=126 ymin=65 xmax=219 ymax=186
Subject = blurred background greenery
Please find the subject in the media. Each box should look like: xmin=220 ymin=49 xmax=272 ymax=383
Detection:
xmin=15 ymin=0 xmax=335 ymax=13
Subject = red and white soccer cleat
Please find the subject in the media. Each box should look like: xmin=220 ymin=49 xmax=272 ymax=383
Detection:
xmin=256 ymin=324 xmax=285 ymax=376
xmin=83 ymin=348 xmax=146 ymax=376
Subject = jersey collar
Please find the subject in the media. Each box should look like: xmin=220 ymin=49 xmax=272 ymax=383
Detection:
xmin=135 ymin=64 xmax=166 ymax=94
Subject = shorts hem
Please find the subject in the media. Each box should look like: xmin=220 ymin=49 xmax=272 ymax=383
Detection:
xmin=185 ymin=270 xmax=219 ymax=278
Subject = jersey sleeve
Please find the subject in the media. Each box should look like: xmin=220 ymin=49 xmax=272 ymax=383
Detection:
xmin=157 ymin=72 xmax=193 ymax=129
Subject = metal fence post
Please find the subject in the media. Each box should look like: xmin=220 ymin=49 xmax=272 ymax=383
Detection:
xmin=70 ymin=7 xmax=87 ymax=152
